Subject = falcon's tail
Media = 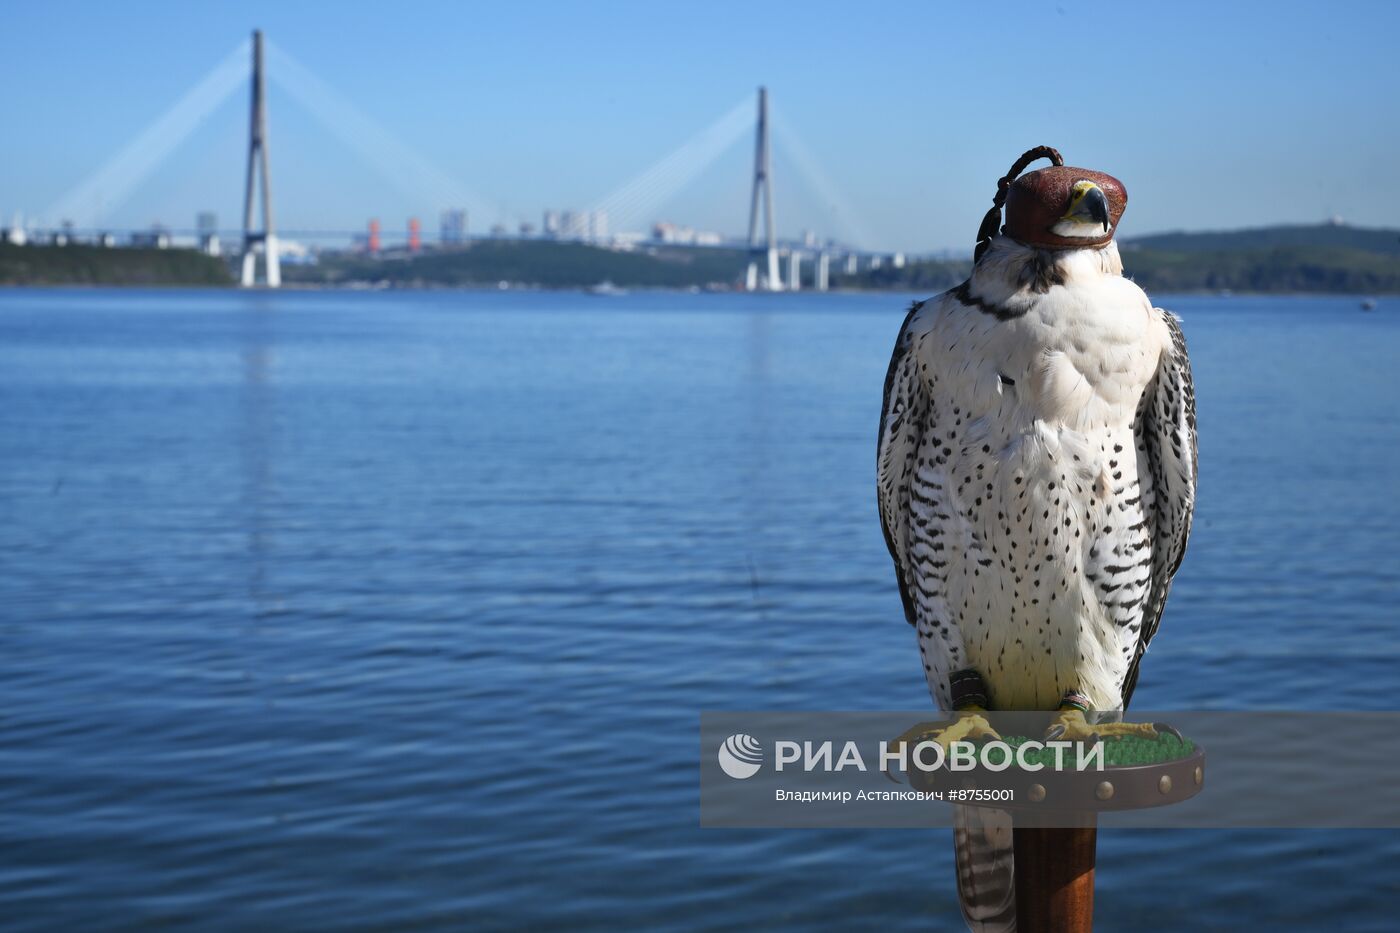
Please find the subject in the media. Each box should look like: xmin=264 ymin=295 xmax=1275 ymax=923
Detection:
xmin=954 ymin=804 xmax=1017 ymax=932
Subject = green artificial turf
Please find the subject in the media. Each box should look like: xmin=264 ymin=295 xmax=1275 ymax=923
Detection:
xmin=979 ymin=733 xmax=1195 ymax=769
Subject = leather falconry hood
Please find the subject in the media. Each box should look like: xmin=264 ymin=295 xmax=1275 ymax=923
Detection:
xmin=972 ymin=146 xmax=1128 ymax=262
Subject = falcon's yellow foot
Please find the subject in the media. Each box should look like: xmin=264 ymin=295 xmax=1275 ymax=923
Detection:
xmin=887 ymin=669 xmax=1001 ymax=781
xmin=890 ymin=708 xmax=1002 ymax=761
xmin=1044 ymin=708 xmax=1182 ymax=744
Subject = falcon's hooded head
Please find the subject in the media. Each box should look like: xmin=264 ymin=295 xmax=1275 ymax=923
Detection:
xmin=1003 ymin=165 xmax=1128 ymax=251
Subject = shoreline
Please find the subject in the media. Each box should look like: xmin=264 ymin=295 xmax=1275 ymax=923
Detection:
xmin=0 ymin=281 xmax=1393 ymax=299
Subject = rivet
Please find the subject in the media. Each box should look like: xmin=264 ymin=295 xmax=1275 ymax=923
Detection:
xmin=1028 ymin=784 xmax=1046 ymax=802
xmin=1095 ymin=780 xmax=1115 ymax=801
xmin=1194 ymin=765 xmax=1203 ymax=786
xmin=1158 ymin=775 xmax=1172 ymax=794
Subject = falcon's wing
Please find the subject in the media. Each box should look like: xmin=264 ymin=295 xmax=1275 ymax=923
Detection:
xmin=876 ymin=301 xmax=931 ymax=629
xmin=878 ymin=297 xmax=1019 ymax=933
xmin=1121 ymin=310 xmax=1198 ymax=707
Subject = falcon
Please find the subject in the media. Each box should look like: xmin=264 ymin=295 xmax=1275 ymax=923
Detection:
xmin=876 ymin=148 xmax=1197 ymax=930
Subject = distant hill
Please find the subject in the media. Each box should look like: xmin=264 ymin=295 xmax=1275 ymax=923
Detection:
xmin=0 ymin=243 xmax=232 ymax=286
xmin=1119 ymin=223 xmax=1400 ymax=293
xmin=830 ymin=223 xmax=1400 ymax=294
xmin=1122 ymin=223 xmax=1400 ymax=257
xmin=1120 ymin=244 xmax=1400 ymax=294
xmin=283 ymin=240 xmax=752 ymax=289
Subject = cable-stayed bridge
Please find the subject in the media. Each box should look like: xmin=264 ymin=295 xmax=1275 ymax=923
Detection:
xmin=11 ymin=30 xmax=908 ymax=290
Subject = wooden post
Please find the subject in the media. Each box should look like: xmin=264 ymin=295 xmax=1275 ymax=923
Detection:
xmin=1013 ymin=822 xmax=1097 ymax=933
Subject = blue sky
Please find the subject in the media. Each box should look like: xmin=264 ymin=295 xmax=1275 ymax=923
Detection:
xmin=1 ymin=0 xmax=1397 ymax=252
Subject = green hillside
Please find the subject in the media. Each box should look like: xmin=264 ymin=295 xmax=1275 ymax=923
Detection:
xmin=830 ymin=224 xmax=1400 ymax=294
xmin=1123 ymin=223 xmax=1400 ymax=256
xmin=283 ymin=240 xmax=751 ymax=289
xmin=0 ymin=243 xmax=233 ymax=286
xmin=1115 ymin=223 xmax=1400 ymax=293
xmin=1121 ymin=245 xmax=1400 ymax=293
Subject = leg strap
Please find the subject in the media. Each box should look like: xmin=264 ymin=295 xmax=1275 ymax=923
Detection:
xmin=949 ymin=668 xmax=989 ymax=711
xmin=1059 ymin=690 xmax=1090 ymax=712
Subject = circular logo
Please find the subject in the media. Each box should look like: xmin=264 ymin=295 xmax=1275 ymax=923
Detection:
xmin=718 ymin=733 xmax=763 ymax=779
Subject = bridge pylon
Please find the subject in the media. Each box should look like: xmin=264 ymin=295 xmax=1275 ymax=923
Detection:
xmin=240 ymin=30 xmax=280 ymax=288
xmin=745 ymin=87 xmax=780 ymax=292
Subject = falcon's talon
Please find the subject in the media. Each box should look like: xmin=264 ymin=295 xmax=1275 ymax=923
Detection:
xmin=1154 ymin=722 xmax=1183 ymax=742
xmin=1045 ymin=708 xmax=1161 ymax=745
xmin=888 ymin=711 xmax=1002 ymax=772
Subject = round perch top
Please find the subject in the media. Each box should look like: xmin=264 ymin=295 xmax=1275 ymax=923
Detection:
xmin=910 ymin=734 xmax=1203 ymax=815
xmin=1004 ymin=165 xmax=1128 ymax=251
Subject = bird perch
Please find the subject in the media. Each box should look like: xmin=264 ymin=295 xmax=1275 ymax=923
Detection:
xmin=913 ymin=736 xmax=1204 ymax=932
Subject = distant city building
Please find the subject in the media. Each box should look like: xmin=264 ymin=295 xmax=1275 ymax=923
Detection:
xmin=197 ymin=211 xmax=220 ymax=256
xmin=519 ymin=221 xmax=536 ymax=237
xmin=490 ymin=223 xmax=508 ymax=237
xmin=97 ymin=232 xmax=116 ymax=248
xmin=275 ymin=239 xmax=313 ymax=264
xmin=131 ymin=226 xmax=171 ymax=249
xmin=892 ymin=252 xmax=905 ymax=269
xmin=609 ymin=231 xmax=647 ymax=249
xmin=441 ymin=208 xmax=467 ymax=245
xmin=2 ymin=217 xmax=26 ymax=246
xmin=367 ymin=219 xmax=381 ymax=254
xmin=545 ymin=208 xmax=609 ymax=243
xmin=408 ymin=217 xmax=422 ymax=252
xmin=651 ymin=222 xmax=722 ymax=246
xmin=559 ymin=210 xmax=585 ymax=239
